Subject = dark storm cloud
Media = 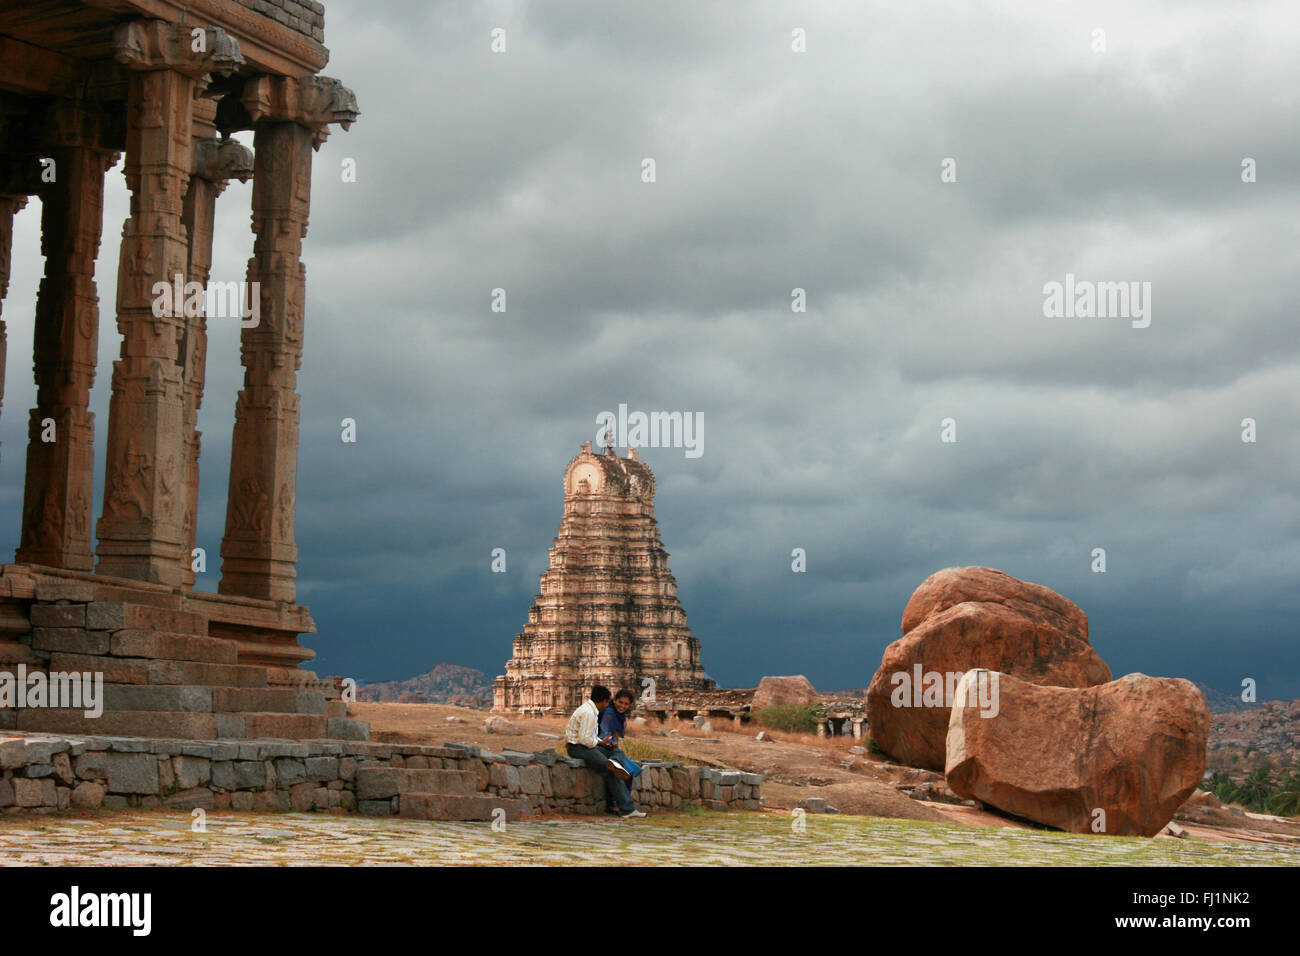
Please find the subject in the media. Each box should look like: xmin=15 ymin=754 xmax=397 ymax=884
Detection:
xmin=1 ymin=0 xmax=1296 ymax=696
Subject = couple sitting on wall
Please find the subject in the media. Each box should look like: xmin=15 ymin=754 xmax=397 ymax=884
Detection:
xmin=564 ymin=685 xmax=646 ymax=819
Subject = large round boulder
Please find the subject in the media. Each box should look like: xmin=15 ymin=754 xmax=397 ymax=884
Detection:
xmin=866 ymin=567 xmax=1111 ymax=770
xmin=752 ymin=675 xmax=819 ymax=712
xmin=945 ymin=671 xmax=1210 ymax=837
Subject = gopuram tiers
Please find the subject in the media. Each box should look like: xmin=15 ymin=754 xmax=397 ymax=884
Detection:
xmin=494 ymin=442 xmax=715 ymax=715
xmin=0 ymin=1 xmax=364 ymax=741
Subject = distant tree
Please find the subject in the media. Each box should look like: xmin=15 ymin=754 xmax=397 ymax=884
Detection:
xmin=1270 ymin=769 xmax=1300 ymax=818
xmin=1204 ymin=771 xmax=1238 ymax=805
xmin=1235 ymin=767 xmax=1274 ymax=812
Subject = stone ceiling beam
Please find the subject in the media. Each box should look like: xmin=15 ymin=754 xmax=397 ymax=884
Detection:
xmin=83 ymin=0 xmax=330 ymax=76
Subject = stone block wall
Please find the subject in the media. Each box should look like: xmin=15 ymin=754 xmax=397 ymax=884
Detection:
xmin=238 ymin=0 xmax=326 ymax=43
xmin=474 ymin=745 xmax=765 ymax=814
xmin=0 ymin=734 xmax=764 ymax=819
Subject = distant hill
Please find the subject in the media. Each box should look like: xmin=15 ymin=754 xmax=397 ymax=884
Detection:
xmin=358 ymin=663 xmax=493 ymax=709
xmin=1194 ymin=681 xmax=1263 ymax=713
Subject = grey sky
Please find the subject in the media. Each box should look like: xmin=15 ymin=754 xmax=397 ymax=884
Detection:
xmin=2 ymin=0 xmax=1297 ymax=697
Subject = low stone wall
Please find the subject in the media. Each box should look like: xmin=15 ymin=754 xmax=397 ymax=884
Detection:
xmin=0 ymin=733 xmax=764 ymax=818
xmin=475 ymin=745 xmax=765 ymax=815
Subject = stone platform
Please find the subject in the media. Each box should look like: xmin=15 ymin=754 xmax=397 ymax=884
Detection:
xmin=0 ymin=732 xmax=764 ymax=820
xmin=0 ymin=566 xmax=367 ymax=741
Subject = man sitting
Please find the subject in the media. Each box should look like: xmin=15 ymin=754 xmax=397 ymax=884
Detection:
xmin=564 ymin=685 xmax=646 ymax=819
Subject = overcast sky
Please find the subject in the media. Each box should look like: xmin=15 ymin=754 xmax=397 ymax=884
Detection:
xmin=2 ymin=0 xmax=1297 ymax=698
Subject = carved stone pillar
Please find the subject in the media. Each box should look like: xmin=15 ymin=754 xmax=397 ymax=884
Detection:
xmin=218 ymin=121 xmax=311 ymax=602
xmin=95 ymin=21 xmax=242 ymax=585
xmin=179 ymin=137 xmax=253 ymax=588
xmin=217 ymin=75 xmax=357 ymax=603
xmin=16 ymin=102 xmax=119 ymax=569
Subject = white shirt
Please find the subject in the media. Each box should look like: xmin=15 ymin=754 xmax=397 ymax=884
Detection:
xmin=565 ymin=699 xmax=601 ymax=748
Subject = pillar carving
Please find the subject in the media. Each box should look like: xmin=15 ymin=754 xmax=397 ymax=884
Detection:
xmin=218 ymin=74 xmax=357 ymax=603
xmin=179 ymin=137 xmax=253 ymax=588
xmin=16 ymin=101 xmax=119 ymax=569
xmin=217 ymin=121 xmax=312 ymax=602
xmin=95 ymin=21 xmax=243 ymax=585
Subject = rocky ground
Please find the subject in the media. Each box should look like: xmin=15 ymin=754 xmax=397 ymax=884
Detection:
xmin=355 ymin=701 xmax=1300 ymax=848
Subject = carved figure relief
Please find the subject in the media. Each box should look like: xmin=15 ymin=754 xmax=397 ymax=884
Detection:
xmin=158 ymin=454 xmax=178 ymax=517
xmin=70 ymin=487 xmax=88 ymax=538
xmin=106 ymin=440 xmax=152 ymax=518
xmin=229 ymin=477 xmax=270 ymax=534
xmin=276 ymin=481 xmax=294 ymax=540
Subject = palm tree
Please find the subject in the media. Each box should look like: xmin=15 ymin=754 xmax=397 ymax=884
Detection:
xmin=1235 ymin=767 xmax=1274 ymax=812
xmin=1269 ymin=768 xmax=1300 ymax=818
xmin=1205 ymin=771 xmax=1237 ymax=805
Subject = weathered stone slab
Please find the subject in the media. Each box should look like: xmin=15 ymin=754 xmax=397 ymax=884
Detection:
xmin=109 ymin=630 xmax=236 ymax=664
xmin=244 ymin=714 xmax=326 ymax=738
xmin=13 ymin=777 xmax=56 ymax=807
xmin=325 ymin=717 xmax=368 ymax=740
xmin=49 ymin=652 xmax=149 ymax=684
xmin=148 ymin=660 xmax=269 ymax=687
xmin=30 ymin=627 xmax=108 ymax=655
xmin=173 ymin=756 xmax=211 ymax=789
xmin=107 ymin=752 xmax=159 ymax=794
xmin=103 ymin=684 xmax=214 ymax=713
xmin=30 ymin=604 xmax=87 ymax=628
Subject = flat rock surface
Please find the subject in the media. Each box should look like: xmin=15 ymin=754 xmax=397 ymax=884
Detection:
xmin=0 ymin=809 xmax=1297 ymax=866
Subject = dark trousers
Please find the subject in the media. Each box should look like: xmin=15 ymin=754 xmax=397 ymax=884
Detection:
xmin=566 ymin=743 xmax=635 ymax=812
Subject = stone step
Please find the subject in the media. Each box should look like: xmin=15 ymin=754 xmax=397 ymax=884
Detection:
xmin=85 ymin=602 xmax=208 ymax=635
xmin=212 ymin=687 xmax=317 ymax=714
xmin=108 ymin=630 xmax=237 ymax=665
xmin=220 ymin=712 xmax=329 ymax=740
xmin=354 ymin=767 xmax=478 ymax=800
xmin=101 ymin=684 xmax=327 ymax=716
xmin=324 ymin=700 xmax=349 ymax=718
xmin=103 ymin=684 xmax=214 ymax=713
xmin=146 ymin=659 xmax=269 ymax=688
xmin=14 ymin=708 xmax=219 ymax=739
xmin=397 ymin=793 xmax=524 ymax=821
xmin=3 ymin=705 xmax=369 ymax=741
xmin=47 ymin=652 xmax=138 ymax=685
xmin=326 ymin=717 xmax=370 ymax=741
xmin=27 ymin=655 xmax=269 ymax=691
xmin=29 ymin=627 xmax=112 ymax=656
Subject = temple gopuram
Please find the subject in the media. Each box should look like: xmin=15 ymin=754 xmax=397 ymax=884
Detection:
xmin=0 ymin=0 xmax=362 ymax=740
xmin=494 ymin=441 xmax=715 ymax=715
